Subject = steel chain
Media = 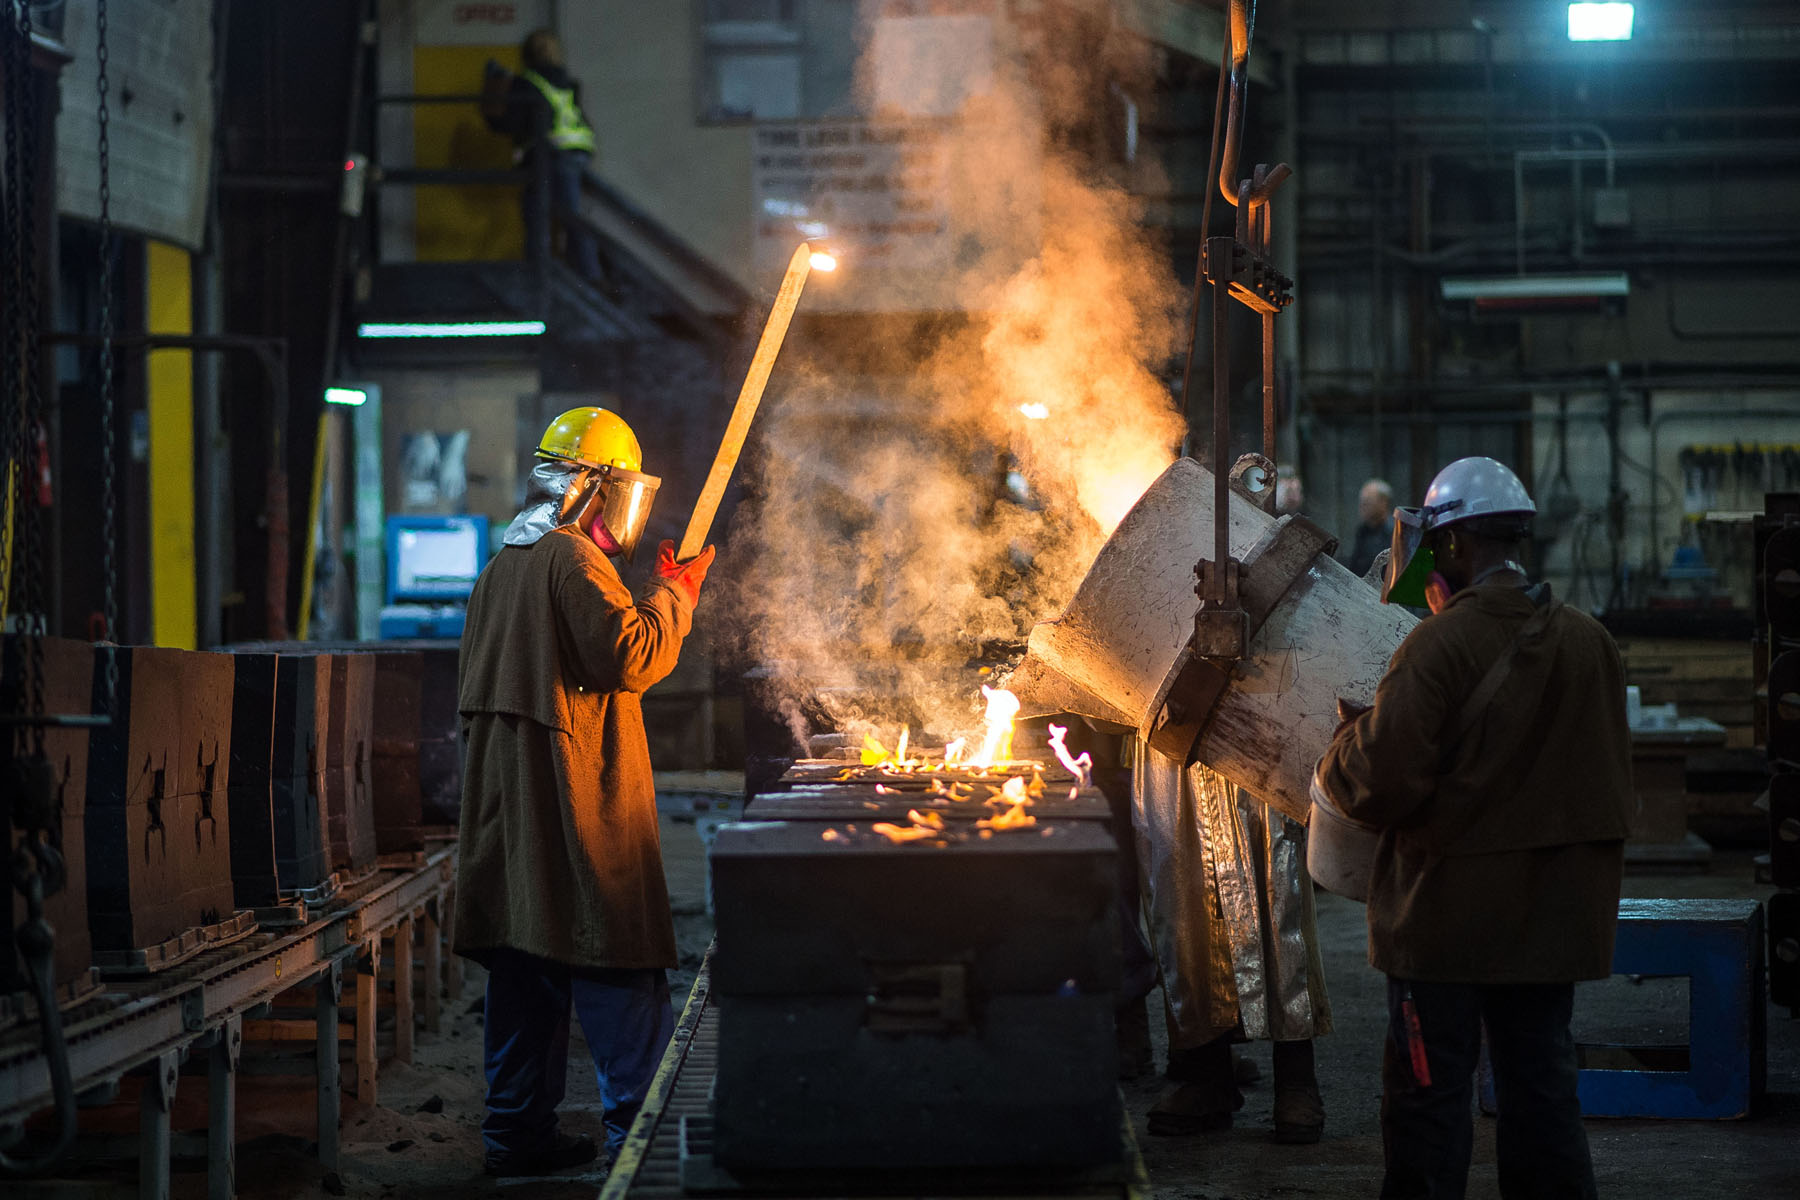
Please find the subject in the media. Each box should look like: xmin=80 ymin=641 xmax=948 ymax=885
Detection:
xmin=1 ymin=3 xmax=24 ymax=678
xmin=0 ymin=6 xmax=80 ymax=1178
xmin=14 ymin=0 xmax=47 ymax=760
xmin=97 ymin=0 xmax=118 ymax=712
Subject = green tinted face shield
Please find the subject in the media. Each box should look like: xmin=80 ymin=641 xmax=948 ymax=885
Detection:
xmin=1383 ymin=507 xmax=1436 ymax=606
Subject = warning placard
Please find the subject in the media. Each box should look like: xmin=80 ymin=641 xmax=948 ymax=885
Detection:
xmin=752 ymin=121 xmax=954 ymax=275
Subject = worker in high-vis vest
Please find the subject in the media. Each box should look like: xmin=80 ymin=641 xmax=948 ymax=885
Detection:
xmin=482 ymin=30 xmax=604 ymax=287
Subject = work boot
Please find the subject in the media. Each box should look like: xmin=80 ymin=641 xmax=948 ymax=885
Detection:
xmin=1272 ymin=1038 xmax=1325 ymax=1145
xmin=484 ymin=1131 xmax=600 ymax=1176
xmin=1148 ymin=1036 xmax=1242 ymax=1136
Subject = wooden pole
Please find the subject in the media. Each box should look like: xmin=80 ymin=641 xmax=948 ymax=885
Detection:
xmin=677 ymin=242 xmax=824 ymax=561
xmin=394 ymin=918 xmax=415 ymax=1065
xmin=356 ymin=943 xmax=379 ymax=1104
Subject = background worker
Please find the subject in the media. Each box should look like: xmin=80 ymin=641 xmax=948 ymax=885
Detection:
xmin=482 ymin=29 xmax=605 ymax=287
xmin=1343 ymin=478 xmax=1394 ymax=578
xmin=1317 ymin=457 xmax=1633 ymax=1199
xmin=453 ymin=407 xmax=715 ymax=1176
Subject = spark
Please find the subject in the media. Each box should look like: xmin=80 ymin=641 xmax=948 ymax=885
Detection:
xmin=1046 ymin=724 xmax=1094 ymax=786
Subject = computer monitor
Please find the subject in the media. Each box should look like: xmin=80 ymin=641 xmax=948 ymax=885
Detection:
xmin=386 ymin=515 xmax=489 ymax=604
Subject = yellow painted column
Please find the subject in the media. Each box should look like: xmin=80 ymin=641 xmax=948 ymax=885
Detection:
xmin=146 ymin=240 xmax=197 ymax=649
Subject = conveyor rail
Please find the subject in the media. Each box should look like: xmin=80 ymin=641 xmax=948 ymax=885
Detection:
xmin=0 ymin=843 xmax=458 ymax=1197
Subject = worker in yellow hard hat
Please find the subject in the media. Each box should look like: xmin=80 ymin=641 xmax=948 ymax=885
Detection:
xmin=452 ymin=406 xmax=715 ymax=1176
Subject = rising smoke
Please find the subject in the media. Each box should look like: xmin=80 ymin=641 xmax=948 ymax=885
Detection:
xmin=720 ymin=16 xmax=1189 ymax=747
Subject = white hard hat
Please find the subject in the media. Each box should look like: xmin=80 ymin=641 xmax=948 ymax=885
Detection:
xmin=1419 ymin=456 xmax=1535 ymax=531
xmin=1382 ymin=457 xmax=1535 ymax=605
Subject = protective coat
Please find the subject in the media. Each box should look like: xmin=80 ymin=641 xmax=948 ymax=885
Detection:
xmin=1134 ymin=746 xmax=1331 ymax=1048
xmin=453 ymin=525 xmax=693 ymax=969
xmin=1318 ymin=584 xmax=1633 ymax=984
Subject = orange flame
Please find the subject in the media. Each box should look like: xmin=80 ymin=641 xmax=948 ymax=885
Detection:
xmin=871 ymin=821 xmax=937 ymax=843
xmin=970 ymin=686 xmax=1020 ymax=768
xmin=977 ymin=802 xmax=1037 ymax=831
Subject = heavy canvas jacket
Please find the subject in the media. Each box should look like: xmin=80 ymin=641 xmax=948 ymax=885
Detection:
xmin=1318 ymin=584 xmax=1633 ymax=984
xmin=453 ymin=526 xmax=692 ymax=969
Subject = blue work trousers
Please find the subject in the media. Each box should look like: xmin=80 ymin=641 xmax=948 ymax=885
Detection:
xmin=1380 ymin=978 xmax=1597 ymax=1200
xmin=481 ymin=948 xmax=673 ymax=1158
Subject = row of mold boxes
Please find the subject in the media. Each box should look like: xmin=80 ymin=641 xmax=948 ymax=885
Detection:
xmin=2 ymin=636 xmax=462 ymax=1000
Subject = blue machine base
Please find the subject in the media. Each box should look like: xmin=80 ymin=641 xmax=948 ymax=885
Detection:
xmin=1480 ymin=898 xmax=1765 ymax=1120
xmin=379 ymin=604 xmax=467 ymax=640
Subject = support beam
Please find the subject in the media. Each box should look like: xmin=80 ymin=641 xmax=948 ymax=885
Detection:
xmin=146 ymin=240 xmax=199 ymax=648
xmin=394 ymin=918 xmax=415 ymax=1065
xmin=316 ymin=961 xmax=343 ymax=1176
xmin=208 ymin=1016 xmax=241 ymax=1200
xmin=421 ymin=904 xmax=442 ymax=1035
xmin=356 ymin=942 xmax=379 ymax=1105
xmin=139 ymin=1049 xmax=181 ymax=1200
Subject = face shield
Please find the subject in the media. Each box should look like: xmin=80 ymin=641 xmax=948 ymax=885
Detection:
xmin=1382 ymin=507 xmax=1435 ymax=606
xmin=560 ymin=464 xmax=660 ymax=563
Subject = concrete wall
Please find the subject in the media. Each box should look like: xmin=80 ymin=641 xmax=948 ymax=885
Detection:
xmin=369 ymin=364 xmax=538 ymax=534
xmin=563 ymin=3 xmax=759 ymax=289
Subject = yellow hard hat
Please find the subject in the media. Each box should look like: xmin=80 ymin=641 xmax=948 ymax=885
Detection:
xmin=536 ymin=407 xmax=643 ymax=472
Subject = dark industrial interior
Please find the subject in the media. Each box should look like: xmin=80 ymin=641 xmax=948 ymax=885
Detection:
xmin=3 ymin=2 xmax=1797 ymax=1197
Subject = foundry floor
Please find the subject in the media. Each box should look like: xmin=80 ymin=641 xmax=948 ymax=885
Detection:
xmin=52 ymin=777 xmax=1798 ymax=1199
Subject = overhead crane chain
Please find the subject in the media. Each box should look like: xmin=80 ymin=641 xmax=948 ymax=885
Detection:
xmin=97 ymin=0 xmax=118 ymax=708
xmin=0 ymin=1 xmax=85 ymax=1175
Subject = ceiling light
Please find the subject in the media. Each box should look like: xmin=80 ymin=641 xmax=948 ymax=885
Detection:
xmin=357 ymin=320 xmax=546 ymax=339
xmin=1568 ymin=3 xmax=1633 ymax=41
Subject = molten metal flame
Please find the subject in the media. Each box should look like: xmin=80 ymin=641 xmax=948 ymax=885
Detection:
xmin=861 ymin=734 xmax=889 ymax=766
xmin=986 ymin=776 xmax=1031 ymax=807
xmin=943 ymin=737 xmax=966 ymax=766
xmin=808 ymin=251 xmax=838 ymax=272
xmin=907 ymin=808 xmax=945 ymax=830
xmin=871 ymin=821 xmax=937 ymax=843
xmin=1045 ymin=724 xmax=1094 ymax=786
xmin=978 ymin=802 xmax=1037 ymax=831
xmin=971 ymin=686 xmax=1020 ymax=768
xmin=1019 ymin=402 xmax=1050 ymax=420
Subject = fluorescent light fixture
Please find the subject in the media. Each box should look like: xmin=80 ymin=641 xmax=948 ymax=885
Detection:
xmin=1440 ymin=273 xmax=1629 ymax=300
xmin=324 ymin=387 xmax=368 ymax=406
xmin=356 ymin=320 xmax=547 ymax=339
xmin=1568 ymin=3 xmax=1633 ymax=41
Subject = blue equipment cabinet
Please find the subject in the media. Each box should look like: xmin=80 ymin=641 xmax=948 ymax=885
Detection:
xmin=378 ymin=514 xmax=489 ymax=639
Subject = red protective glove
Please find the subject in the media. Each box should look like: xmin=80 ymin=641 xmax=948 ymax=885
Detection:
xmin=655 ymin=539 xmax=715 ymax=608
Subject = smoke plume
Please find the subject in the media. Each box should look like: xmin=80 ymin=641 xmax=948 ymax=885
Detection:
xmin=721 ymin=17 xmax=1188 ymax=748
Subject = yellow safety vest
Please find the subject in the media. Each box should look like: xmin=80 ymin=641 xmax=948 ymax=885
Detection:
xmin=520 ymin=69 xmax=596 ymax=154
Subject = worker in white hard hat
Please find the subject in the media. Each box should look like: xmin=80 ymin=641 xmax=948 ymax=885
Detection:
xmin=453 ymin=407 xmax=715 ymax=1176
xmin=1317 ymin=456 xmax=1632 ymax=1199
